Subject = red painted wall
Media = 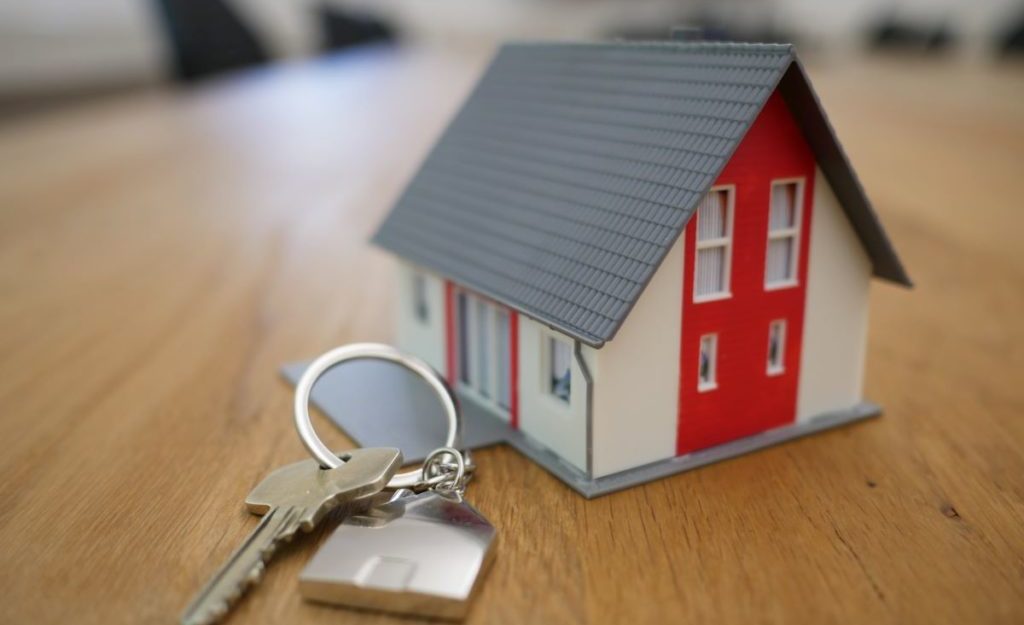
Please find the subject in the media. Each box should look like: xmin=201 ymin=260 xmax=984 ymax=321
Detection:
xmin=677 ymin=91 xmax=816 ymax=455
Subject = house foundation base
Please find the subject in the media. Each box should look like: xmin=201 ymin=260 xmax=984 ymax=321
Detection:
xmin=488 ymin=400 xmax=880 ymax=498
xmin=282 ymin=360 xmax=880 ymax=498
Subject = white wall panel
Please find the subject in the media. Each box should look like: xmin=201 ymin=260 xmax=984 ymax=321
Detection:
xmin=394 ymin=261 xmax=446 ymax=374
xmin=797 ymin=168 xmax=872 ymax=421
xmin=590 ymin=237 xmax=684 ymax=477
xmin=517 ymin=318 xmax=591 ymax=473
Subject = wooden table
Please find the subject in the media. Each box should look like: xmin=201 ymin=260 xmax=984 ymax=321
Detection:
xmin=1 ymin=45 xmax=1022 ymax=625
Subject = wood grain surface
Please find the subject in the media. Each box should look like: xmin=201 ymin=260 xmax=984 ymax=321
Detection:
xmin=0 ymin=45 xmax=1022 ymax=625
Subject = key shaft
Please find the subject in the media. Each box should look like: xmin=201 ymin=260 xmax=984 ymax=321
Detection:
xmin=179 ymin=447 xmax=402 ymax=625
xmin=181 ymin=505 xmax=300 ymax=625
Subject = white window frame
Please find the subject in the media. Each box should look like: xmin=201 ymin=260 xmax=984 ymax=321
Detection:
xmin=698 ymin=334 xmax=718 ymax=392
xmin=453 ymin=288 xmax=512 ymax=418
xmin=411 ymin=271 xmax=429 ymax=323
xmin=764 ymin=178 xmax=804 ymax=290
xmin=767 ymin=319 xmax=786 ymax=375
xmin=473 ymin=297 xmax=491 ymax=398
xmin=495 ymin=309 xmax=511 ymax=410
xmin=542 ymin=331 xmax=573 ymax=408
xmin=693 ymin=185 xmax=735 ymax=303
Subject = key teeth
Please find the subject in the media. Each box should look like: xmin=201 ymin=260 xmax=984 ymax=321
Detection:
xmin=247 ymin=562 xmax=266 ymax=584
xmin=182 ymin=556 xmax=270 ymax=625
xmin=198 ymin=566 xmax=260 ymax=625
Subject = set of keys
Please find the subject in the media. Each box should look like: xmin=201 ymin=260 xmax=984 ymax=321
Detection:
xmin=180 ymin=344 xmax=496 ymax=624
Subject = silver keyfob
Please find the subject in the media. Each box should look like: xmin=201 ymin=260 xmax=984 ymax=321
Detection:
xmin=299 ymin=490 xmax=496 ymax=620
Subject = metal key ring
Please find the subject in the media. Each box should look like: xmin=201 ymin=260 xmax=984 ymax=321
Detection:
xmin=293 ymin=342 xmax=461 ymax=490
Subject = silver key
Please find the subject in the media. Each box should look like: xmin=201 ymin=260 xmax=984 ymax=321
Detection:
xmin=180 ymin=447 xmax=403 ymax=625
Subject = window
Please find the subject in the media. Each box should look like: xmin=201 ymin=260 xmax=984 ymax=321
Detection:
xmin=698 ymin=334 xmax=718 ymax=391
xmin=495 ymin=310 xmax=510 ymax=409
xmin=765 ymin=181 xmax=802 ymax=287
xmin=412 ymin=272 xmax=429 ymax=323
xmin=548 ymin=336 xmax=572 ymax=403
xmin=453 ymin=288 xmax=513 ymax=415
xmin=767 ymin=320 xmax=786 ymax=375
xmin=475 ymin=298 xmax=490 ymax=397
xmin=694 ymin=188 xmax=733 ymax=300
xmin=456 ymin=292 xmax=470 ymax=385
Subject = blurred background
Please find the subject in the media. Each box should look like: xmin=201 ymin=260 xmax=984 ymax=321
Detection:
xmin=1 ymin=0 xmax=1022 ymax=121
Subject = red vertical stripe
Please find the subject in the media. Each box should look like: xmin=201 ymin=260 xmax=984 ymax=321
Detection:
xmin=509 ymin=310 xmax=520 ymax=429
xmin=677 ymin=219 xmax=697 ymax=452
xmin=676 ymin=91 xmax=814 ymax=455
xmin=444 ymin=281 xmax=456 ymax=384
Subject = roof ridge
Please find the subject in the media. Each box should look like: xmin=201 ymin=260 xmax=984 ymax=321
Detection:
xmin=502 ymin=40 xmax=795 ymax=55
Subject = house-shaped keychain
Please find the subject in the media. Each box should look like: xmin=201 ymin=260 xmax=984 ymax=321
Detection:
xmin=296 ymin=38 xmax=911 ymax=498
xmin=300 ymin=490 xmax=496 ymax=619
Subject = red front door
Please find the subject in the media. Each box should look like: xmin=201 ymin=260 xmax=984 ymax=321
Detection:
xmin=676 ymin=91 xmax=816 ymax=455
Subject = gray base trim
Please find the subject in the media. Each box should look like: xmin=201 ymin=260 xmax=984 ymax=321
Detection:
xmin=435 ymin=392 xmax=879 ymax=499
xmin=281 ymin=359 xmax=879 ymax=499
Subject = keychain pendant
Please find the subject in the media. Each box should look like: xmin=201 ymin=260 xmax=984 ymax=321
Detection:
xmin=299 ymin=490 xmax=496 ymax=620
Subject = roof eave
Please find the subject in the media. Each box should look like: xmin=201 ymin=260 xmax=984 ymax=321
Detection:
xmin=779 ymin=58 xmax=913 ymax=288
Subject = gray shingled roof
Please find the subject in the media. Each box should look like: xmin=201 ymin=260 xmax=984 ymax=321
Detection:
xmin=373 ymin=41 xmax=910 ymax=347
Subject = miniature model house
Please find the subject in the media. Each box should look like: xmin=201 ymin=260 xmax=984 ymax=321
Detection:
xmin=373 ymin=41 xmax=910 ymax=490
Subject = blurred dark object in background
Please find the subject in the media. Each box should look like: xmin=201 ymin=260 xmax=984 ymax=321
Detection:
xmin=153 ymin=0 xmax=270 ymax=82
xmin=868 ymin=14 xmax=956 ymax=54
xmin=3 ymin=1 xmax=1022 ymax=127
xmin=681 ymin=13 xmax=797 ymax=46
xmin=616 ymin=22 xmax=735 ymax=43
xmin=318 ymin=6 xmax=396 ymax=53
xmin=614 ymin=15 xmax=796 ymax=47
xmin=669 ymin=26 xmax=721 ymax=42
xmin=150 ymin=0 xmax=396 ymax=82
xmin=997 ymin=9 xmax=1024 ymax=56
